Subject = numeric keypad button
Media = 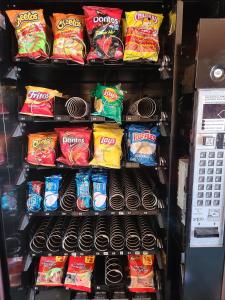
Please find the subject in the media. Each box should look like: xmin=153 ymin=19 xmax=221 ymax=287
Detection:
xmin=206 ymin=184 xmax=212 ymax=190
xmin=200 ymin=152 xmax=207 ymax=158
xmin=198 ymin=184 xmax=204 ymax=190
xmin=216 ymin=160 xmax=223 ymax=166
xmin=214 ymin=192 xmax=220 ymax=198
xmin=197 ymin=192 xmax=204 ymax=198
xmin=198 ymin=176 xmax=205 ymax=182
xmin=214 ymin=184 xmax=221 ymax=190
xmin=206 ymin=192 xmax=212 ymax=198
xmin=207 ymin=176 xmax=213 ymax=182
xmin=215 ymin=176 xmax=222 ymax=182
xmin=199 ymin=168 xmax=205 ymax=174
xmin=208 ymin=160 xmax=214 ymax=166
xmin=217 ymin=152 xmax=224 ymax=158
xmin=213 ymin=200 xmax=220 ymax=206
xmin=207 ymin=168 xmax=214 ymax=174
xmin=205 ymin=200 xmax=212 ymax=206
xmin=216 ymin=168 xmax=222 ymax=174
xmin=209 ymin=152 xmax=215 ymax=158
xmin=197 ymin=200 xmax=203 ymax=206
xmin=200 ymin=160 xmax=206 ymax=166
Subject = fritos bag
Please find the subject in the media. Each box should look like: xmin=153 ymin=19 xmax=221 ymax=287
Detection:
xmin=55 ymin=128 xmax=91 ymax=166
xmin=83 ymin=6 xmax=123 ymax=62
xmin=51 ymin=13 xmax=85 ymax=64
xmin=128 ymin=254 xmax=156 ymax=293
xmin=6 ymin=10 xmax=48 ymax=59
xmin=124 ymin=11 xmax=163 ymax=62
xmin=36 ymin=256 xmax=67 ymax=287
xmin=20 ymin=86 xmax=62 ymax=117
xmin=64 ymin=256 xmax=95 ymax=292
xmin=90 ymin=123 xmax=123 ymax=169
xmin=26 ymin=132 xmax=57 ymax=166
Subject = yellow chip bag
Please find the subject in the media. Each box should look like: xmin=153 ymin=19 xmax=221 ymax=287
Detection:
xmin=124 ymin=11 xmax=163 ymax=62
xmin=90 ymin=124 xmax=123 ymax=169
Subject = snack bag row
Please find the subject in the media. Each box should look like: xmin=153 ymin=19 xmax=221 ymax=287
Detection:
xmin=36 ymin=256 xmax=95 ymax=292
xmin=6 ymin=8 xmax=163 ymax=63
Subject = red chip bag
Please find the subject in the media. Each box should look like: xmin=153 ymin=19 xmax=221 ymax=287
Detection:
xmin=36 ymin=256 xmax=67 ymax=287
xmin=55 ymin=127 xmax=91 ymax=166
xmin=20 ymin=86 xmax=62 ymax=117
xmin=128 ymin=254 xmax=156 ymax=293
xmin=64 ymin=256 xmax=95 ymax=292
xmin=26 ymin=132 xmax=57 ymax=166
xmin=83 ymin=6 xmax=123 ymax=62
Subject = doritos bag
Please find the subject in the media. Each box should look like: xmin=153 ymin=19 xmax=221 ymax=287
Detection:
xmin=124 ymin=11 xmax=163 ymax=62
xmin=128 ymin=254 xmax=156 ymax=293
xmin=51 ymin=13 xmax=85 ymax=64
xmin=64 ymin=256 xmax=95 ymax=292
xmin=55 ymin=127 xmax=91 ymax=166
xmin=83 ymin=6 xmax=123 ymax=62
xmin=20 ymin=86 xmax=62 ymax=117
xmin=26 ymin=132 xmax=57 ymax=166
xmin=36 ymin=256 xmax=67 ymax=287
xmin=6 ymin=10 xmax=48 ymax=59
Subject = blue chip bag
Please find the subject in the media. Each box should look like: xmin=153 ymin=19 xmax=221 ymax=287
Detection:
xmin=126 ymin=124 xmax=160 ymax=166
xmin=27 ymin=181 xmax=43 ymax=212
xmin=92 ymin=171 xmax=108 ymax=211
xmin=44 ymin=175 xmax=62 ymax=211
xmin=76 ymin=170 xmax=91 ymax=211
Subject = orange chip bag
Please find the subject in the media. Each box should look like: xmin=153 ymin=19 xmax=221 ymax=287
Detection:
xmin=20 ymin=86 xmax=62 ymax=117
xmin=51 ymin=13 xmax=85 ymax=64
xmin=26 ymin=132 xmax=57 ymax=166
xmin=6 ymin=10 xmax=48 ymax=59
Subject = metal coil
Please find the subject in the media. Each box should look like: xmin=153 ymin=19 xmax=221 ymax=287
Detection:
xmin=29 ymin=219 xmax=52 ymax=253
xmin=110 ymin=216 xmax=125 ymax=251
xmin=123 ymin=171 xmax=141 ymax=211
xmin=78 ymin=217 xmax=93 ymax=252
xmin=62 ymin=218 xmax=79 ymax=253
xmin=59 ymin=178 xmax=76 ymax=212
xmin=65 ymin=97 xmax=89 ymax=119
xmin=138 ymin=217 xmax=157 ymax=250
xmin=124 ymin=216 xmax=140 ymax=251
xmin=94 ymin=217 xmax=109 ymax=252
xmin=109 ymin=171 xmax=125 ymax=211
xmin=128 ymin=97 xmax=157 ymax=118
xmin=105 ymin=256 xmax=123 ymax=285
xmin=46 ymin=217 xmax=66 ymax=253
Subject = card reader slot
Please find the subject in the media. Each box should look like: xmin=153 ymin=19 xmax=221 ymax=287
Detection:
xmin=194 ymin=227 xmax=219 ymax=238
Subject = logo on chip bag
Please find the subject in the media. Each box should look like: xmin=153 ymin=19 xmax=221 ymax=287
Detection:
xmin=100 ymin=137 xmax=116 ymax=145
xmin=28 ymin=91 xmax=49 ymax=101
xmin=62 ymin=137 xmax=84 ymax=144
xmin=16 ymin=11 xmax=39 ymax=28
xmin=32 ymin=137 xmax=53 ymax=148
xmin=103 ymin=88 xmax=119 ymax=102
xmin=134 ymin=13 xmax=158 ymax=23
xmin=133 ymin=132 xmax=156 ymax=142
xmin=57 ymin=18 xmax=82 ymax=30
xmin=93 ymin=14 xmax=119 ymax=25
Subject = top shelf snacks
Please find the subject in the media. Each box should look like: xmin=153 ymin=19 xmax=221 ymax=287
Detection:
xmin=6 ymin=7 xmax=164 ymax=63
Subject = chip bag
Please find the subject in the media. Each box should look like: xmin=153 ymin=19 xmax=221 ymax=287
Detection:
xmin=92 ymin=83 xmax=124 ymax=123
xmin=90 ymin=123 xmax=123 ymax=169
xmin=64 ymin=256 xmax=95 ymax=292
xmin=126 ymin=124 xmax=159 ymax=166
xmin=20 ymin=86 xmax=62 ymax=117
xmin=124 ymin=11 xmax=163 ymax=62
xmin=128 ymin=254 xmax=156 ymax=293
xmin=26 ymin=132 xmax=57 ymax=166
xmin=6 ymin=10 xmax=48 ymax=59
xmin=36 ymin=256 xmax=67 ymax=287
xmin=83 ymin=6 xmax=123 ymax=62
xmin=51 ymin=13 xmax=85 ymax=64
xmin=55 ymin=127 xmax=91 ymax=166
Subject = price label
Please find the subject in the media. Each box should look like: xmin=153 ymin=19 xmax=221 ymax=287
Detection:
xmin=119 ymin=211 xmax=124 ymax=215
xmin=103 ymin=252 xmax=108 ymax=255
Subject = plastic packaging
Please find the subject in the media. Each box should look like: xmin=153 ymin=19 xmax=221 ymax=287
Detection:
xmin=27 ymin=181 xmax=43 ymax=212
xmin=92 ymin=171 xmax=108 ymax=211
xmin=44 ymin=175 xmax=62 ymax=211
xmin=76 ymin=170 xmax=91 ymax=211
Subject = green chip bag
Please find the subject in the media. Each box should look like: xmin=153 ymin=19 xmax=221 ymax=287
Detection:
xmin=92 ymin=83 xmax=124 ymax=123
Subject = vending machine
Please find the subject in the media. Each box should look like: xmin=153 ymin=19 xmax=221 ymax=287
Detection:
xmin=183 ymin=19 xmax=225 ymax=300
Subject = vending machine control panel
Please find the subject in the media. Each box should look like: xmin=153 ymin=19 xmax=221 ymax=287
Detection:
xmin=190 ymin=89 xmax=225 ymax=247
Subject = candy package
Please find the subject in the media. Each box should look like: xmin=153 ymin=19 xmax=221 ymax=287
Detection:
xmin=64 ymin=256 xmax=95 ymax=292
xmin=27 ymin=181 xmax=43 ymax=212
xmin=124 ymin=11 xmax=163 ymax=62
xmin=92 ymin=83 xmax=124 ymax=123
xmin=36 ymin=256 xmax=67 ymax=287
xmin=20 ymin=86 xmax=62 ymax=118
xmin=44 ymin=175 xmax=62 ymax=211
xmin=128 ymin=254 xmax=156 ymax=293
xmin=92 ymin=171 xmax=108 ymax=211
xmin=90 ymin=123 xmax=123 ymax=169
xmin=26 ymin=132 xmax=57 ymax=166
xmin=126 ymin=124 xmax=159 ymax=166
xmin=76 ymin=170 xmax=91 ymax=211
xmin=1 ymin=186 xmax=17 ymax=212
xmin=51 ymin=13 xmax=85 ymax=64
xmin=83 ymin=6 xmax=123 ymax=62
xmin=55 ymin=127 xmax=91 ymax=166
xmin=6 ymin=9 xmax=48 ymax=59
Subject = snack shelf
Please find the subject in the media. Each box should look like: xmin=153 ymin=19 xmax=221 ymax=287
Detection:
xmin=30 ymin=249 xmax=161 ymax=257
xmin=27 ymin=209 xmax=161 ymax=217
xmin=6 ymin=0 xmax=165 ymax=4
xmin=18 ymin=114 xmax=162 ymax=123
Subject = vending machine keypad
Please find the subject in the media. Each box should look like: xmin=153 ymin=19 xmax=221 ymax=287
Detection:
xmin=190 ymin=89 xmax=225 ymax=247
